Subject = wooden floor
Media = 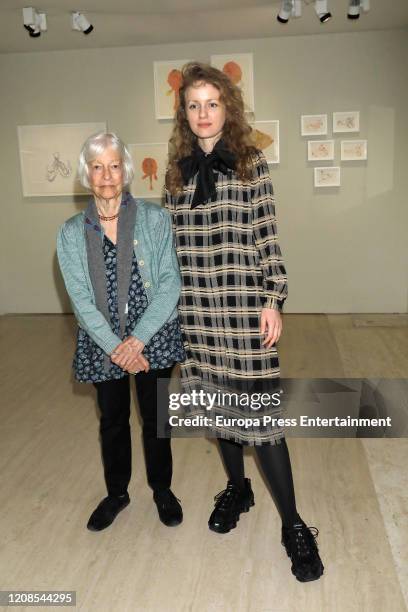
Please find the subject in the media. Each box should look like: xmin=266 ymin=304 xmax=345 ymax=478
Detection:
xmin=0 ymin=314 xmax=407 ymax=612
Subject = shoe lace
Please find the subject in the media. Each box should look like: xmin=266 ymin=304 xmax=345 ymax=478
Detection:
xmin=213 ymin=484 xmax=239 ymax=511
xmin=287 ymin=524 xmax=320 ymax=559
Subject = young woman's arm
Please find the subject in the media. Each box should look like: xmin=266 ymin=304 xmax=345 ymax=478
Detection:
xmin=251 ymin=151 xmax=288 ymax=312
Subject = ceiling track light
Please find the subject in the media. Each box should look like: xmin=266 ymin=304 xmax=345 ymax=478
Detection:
xmin=277 ymin=0 xmax=294 ymax=24
xmin=314 ymin=0 xmax=332 ymax=23
xmin=348 ymin=0 xmax=370 ymax=20
xmin=277 ymin=0 xmax=332 ymax=24
xmin=22 ymin=7 xmax=47 ymax=38
xmin=348 ymin=0 xmax=360 ymax=19
xmin=71 ymin=12 xmax=94 ymax=35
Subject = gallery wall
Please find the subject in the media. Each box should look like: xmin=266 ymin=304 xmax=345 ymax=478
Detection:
xmin=0 ymin=28 xmax=407 ymax=315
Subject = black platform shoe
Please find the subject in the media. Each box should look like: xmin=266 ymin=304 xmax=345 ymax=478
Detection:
xmin=153 ymin=489 xmax=183 ymax=527
xmin=281 ymin=518 xmax=324 ymax=582
xmin=208 ymin=478 xmax=255 ymax=534
xmin=87 ymin=493 xmax=130 ymax=531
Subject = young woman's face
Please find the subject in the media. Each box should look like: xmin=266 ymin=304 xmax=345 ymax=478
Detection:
xmin=185 ymin=82 xmax=226 ymax=142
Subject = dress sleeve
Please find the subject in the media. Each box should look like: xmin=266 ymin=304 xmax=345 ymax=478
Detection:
xmin=250 ymin=150 xmax=288 ymax=312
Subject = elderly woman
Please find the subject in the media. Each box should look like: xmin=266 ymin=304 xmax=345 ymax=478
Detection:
xmin=165 ymin=62 xmax=324 ymax=582
xmin=57 ymin=132 xmax=185 ymax=531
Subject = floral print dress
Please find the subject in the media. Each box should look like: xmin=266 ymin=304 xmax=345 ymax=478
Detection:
xmin=73 ymin=235 xmax=185 ymax=383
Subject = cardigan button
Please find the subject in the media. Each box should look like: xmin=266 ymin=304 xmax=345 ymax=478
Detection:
xmin=144 ymin=281 xmax=151 ymax=288
xmin=133 ymin=239 xmax=138 ymax=245
xmin=139 ymin=259 xmax=144 ymax=266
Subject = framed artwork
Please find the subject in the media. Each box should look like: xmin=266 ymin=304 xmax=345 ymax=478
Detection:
xmin=210 ymin=53 xmax=254 ymax=113
xmin=333 ymin=111 xmax=360 ymax=133
xmin=17 ymin=122 xmax=106 ymax=196
xmin=250 ymin=120 xmax=280 ymax=164
xmin=128 ymin=143 xmax=168 ymax=198
xmin=314 ymin=166 xmax=341 ymax=188
xmin=301 ymin=114 xmax=327 ymax=136
xmin=341 ymin=139 xmax=367 ymax=161
xmin=307 ymin=139 xmax=334 ymax=161
xmin=153 ymin=60 xmax=190 ymax=120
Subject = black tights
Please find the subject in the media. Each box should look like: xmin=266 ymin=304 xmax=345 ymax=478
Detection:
xmin=217 ymin=437 xmax=300 ymax=527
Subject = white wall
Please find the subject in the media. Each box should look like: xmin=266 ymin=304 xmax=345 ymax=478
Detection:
xmin=0 ymin=29 xmax=407 ymax=314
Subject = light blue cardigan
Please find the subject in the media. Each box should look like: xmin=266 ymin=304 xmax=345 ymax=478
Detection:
xmin=57 ymin=198 xmax=181 ymax=356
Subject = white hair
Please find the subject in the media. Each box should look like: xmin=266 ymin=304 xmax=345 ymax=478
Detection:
xmin=77 ymin=131 xmax=134 ymax=189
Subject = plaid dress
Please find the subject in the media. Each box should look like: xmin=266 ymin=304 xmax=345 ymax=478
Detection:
xmin=165 ymin=150 xmax=288 ymax=445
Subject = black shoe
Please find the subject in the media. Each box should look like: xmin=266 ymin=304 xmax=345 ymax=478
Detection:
xmin=208 ymin=478 xmax=255 ymax=534
xmin=153 ymin=489 xmax=183 ymax=526
xmin=87 ymin=493 xmax=130 ymax=531
xmin=281 ymin=518 xmax=324 ymax=582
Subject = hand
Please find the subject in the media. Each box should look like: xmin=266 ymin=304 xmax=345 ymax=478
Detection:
xmin=113 ymin=336 xmax=145 ymax=357
xmin=125 ymin=353 xmax=150 ymax=374
xmin=111 ymin=350 xmax=150 ymax=373
xmin=260 ymin=308 xmax=283 ymax=349
xmin=110 ymin=338 xmax=149 ymax=373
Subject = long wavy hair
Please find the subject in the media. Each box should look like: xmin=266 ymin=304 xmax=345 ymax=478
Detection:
xmin=166 ymin=61 xmax=256 ymax=194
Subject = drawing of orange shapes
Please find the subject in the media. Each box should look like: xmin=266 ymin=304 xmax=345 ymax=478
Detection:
xmin=308 ymin=119 xmax=323 ymax=130
xmin=222 ymin=61 xmax=242 ymax=85
xmin=251 ymin=128 xmax=274 ymax=150
xmin=313 ymin=144 xmax=328 ymax=157
xmin=166 ymin=69 xmax=183 ymax=111
xmin=141 ymin=158 xmax=158 ymax=190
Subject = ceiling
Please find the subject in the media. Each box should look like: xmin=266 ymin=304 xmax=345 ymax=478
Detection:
xmin=1 ymin=0 xmax=407 ymax=54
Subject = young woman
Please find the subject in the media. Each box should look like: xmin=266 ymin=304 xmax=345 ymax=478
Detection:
xmin=165 ymin=62 xmax=324 ymax=582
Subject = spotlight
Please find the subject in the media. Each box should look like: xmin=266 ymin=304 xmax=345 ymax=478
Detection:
xmin=314 ymin=0 xmax=332 ymax=23
xmin=348 ymin=0 xmax=370 ymax=19
xmin=22 ymin=7 xmax=47 ymax=37
xmin=347 ymin=0 xmax=360 ymax=19
xmin=277 ymin=0 xmax=294 ymax=24
xmin=71 ymin=12 xmax=94 ymax=34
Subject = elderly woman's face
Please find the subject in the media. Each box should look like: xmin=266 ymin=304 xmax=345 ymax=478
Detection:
xmin=185 ymin=82 xmax=226 ymax=141
xmin=88 ymin=146 xmax=124 ymax=200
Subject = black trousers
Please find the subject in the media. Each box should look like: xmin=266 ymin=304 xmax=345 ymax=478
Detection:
xmin=93 ymin=366 xmax=173 ymax=497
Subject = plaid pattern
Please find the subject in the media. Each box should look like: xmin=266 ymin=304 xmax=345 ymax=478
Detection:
xmin=165 ymin=150 xmax=288 ymax=445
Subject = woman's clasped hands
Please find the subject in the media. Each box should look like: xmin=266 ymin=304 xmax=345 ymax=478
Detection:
xmin=110 ymin=336 xmax=149 ymax=374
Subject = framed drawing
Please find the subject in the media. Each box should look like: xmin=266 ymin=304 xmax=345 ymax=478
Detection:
xmin=153 ymin=60 xmax=190 ymax=120
xmin=307 ymin=139 xmax=334 ymax=161
xmin=250 ymin=121 xmax=280 ymax=164
xmin=301 ymin=114 xmax=327 ymax=136
xmin=128 ymin=142 xmax=168 ymax=198
xmin=17 ymin=122 xmax=107 ymax=196
xmin=314 ymin=166 xmax=341 ymax=188
xmin=333 ymin=111 xmax=360 ymax=133
xmin=210 ymin=53 xmax=254 ymax=113
xmin=341 ymin=139 xmax=367 ymax=161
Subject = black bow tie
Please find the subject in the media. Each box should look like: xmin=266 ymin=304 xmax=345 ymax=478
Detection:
xmin=178 ymin=140 xmax=236 ymax=208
